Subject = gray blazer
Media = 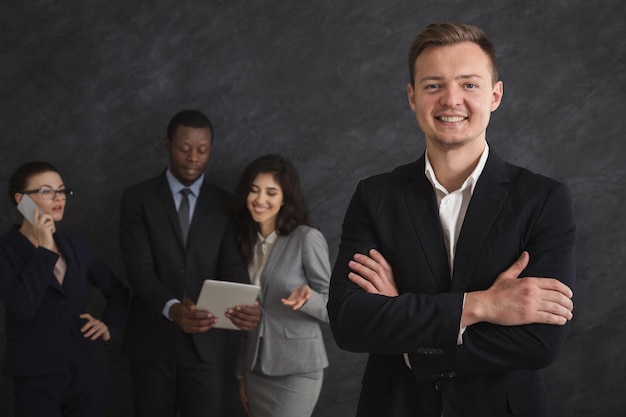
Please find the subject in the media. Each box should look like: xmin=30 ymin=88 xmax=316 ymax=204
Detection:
xmin=238 ymin=225 xmax=330 ymax=377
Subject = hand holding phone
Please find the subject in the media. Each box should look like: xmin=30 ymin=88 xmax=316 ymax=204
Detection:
xmin=16 ymin=194 xmax=57 ymax=250
xmin=17 ymin=194 xmax=41 ymax=225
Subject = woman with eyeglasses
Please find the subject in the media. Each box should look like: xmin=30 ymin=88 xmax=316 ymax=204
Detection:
xmin=230 ymin=155 xmax=330 ymax=417
xmin=0 ymin=161 xmax=129 ymax=417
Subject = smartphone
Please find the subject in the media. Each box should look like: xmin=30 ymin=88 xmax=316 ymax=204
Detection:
xmin=17 ymin=194 xmax=42 ymax=225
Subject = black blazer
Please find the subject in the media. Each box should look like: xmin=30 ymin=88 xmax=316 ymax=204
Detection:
xmin=0 ymin=226 xmax=129 ymax=376
xmin=120 ymin=172 xmax=249 ymax=362
xmin=328 ymin=151 xmax=576 ymax=417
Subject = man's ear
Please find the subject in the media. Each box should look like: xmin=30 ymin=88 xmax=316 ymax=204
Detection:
xmin=491 ymin=80 xmax=504 ymax=112
xmin=407 ymin=83 xmax=417 ymax=113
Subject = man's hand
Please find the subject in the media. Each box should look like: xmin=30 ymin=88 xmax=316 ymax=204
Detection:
xmin=462 ymin=251 xmax=574 ymax=327
xmin=348 ymin=249 xmax=398 ymax=297
xmin=169 ymin=298 xmax=217 ymax=333
xmin=281 ymin=285 xmax=311 ymax=310
xmin=225 ymin=301 xmax=261 ymax=331
xmin=237 ymin=378 xmax=251 ymax=417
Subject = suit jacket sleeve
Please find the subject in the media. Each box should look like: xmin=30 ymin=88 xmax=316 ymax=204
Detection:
xmin=75 ymin=236 xmax=129 ymax=341
xmin=298 ymin=227 xmax=331 ymax=323
xmin=119 ymin=185 xmax=176 ymax=315
xmin=0 ymin=236 xmax=59 ymax=321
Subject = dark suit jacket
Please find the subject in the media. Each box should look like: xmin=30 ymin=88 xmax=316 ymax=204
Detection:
xmin=328 ymin=151 xmax=576 ymax=417
xmin=120 ymin=172 xmax=249 ymax=363
xmin=0 ymin=226 xmax=129 ymax=376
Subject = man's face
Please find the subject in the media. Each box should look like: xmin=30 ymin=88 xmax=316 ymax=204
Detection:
xmin=407 ymin=41 xmax=503 ymax=151
xmin=165 ymin=125 xmax=212 ymax=186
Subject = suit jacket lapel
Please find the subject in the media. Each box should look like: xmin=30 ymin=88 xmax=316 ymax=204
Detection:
xmin=260 ymin=234 xmax=289 ymax=294
xmin=452 ymin=152 xmax=509 ymax=291
xmin=400 ymin=157 xmax=451 ymax=292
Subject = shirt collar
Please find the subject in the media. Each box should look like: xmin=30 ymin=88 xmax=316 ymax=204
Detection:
xmin=165 ymin=168 xmax=204 ymax=197
xmin=424 ymin=143 xmax=489 ymax=195
xmin=256 ymin=230 xmax=278 ymax=245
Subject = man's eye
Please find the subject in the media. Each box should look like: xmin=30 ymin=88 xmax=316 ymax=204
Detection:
xmin=426 ymin=84 xmax=439 ymax=90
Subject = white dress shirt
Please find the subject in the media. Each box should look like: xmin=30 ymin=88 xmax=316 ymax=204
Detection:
xmin=404 ymin=144 xmax=489 ymax=369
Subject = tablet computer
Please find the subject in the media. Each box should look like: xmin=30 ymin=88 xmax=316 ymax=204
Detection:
xmin=196 ymin=279 xmax=260 ymax=330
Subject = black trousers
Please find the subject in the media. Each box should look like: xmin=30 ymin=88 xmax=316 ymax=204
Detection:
xmin=13 ymin=362 xmax=108 ymax=417
xmin=130 ymin=333 xmax=225 ymax=417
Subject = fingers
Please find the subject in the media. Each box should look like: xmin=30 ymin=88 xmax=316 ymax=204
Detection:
xmin=171 ymin=301 xmax=217 ymax=333
xmin=238 ymin=379 xmax=251 ymax=417
xmin=348 ymin=271 xmax=378 ymax=293
xmin=535 ymin=279 xmax=574 ymax=321
xmin=368 ymin=249 xmax=393 ymax=275
xmin=180 ymin=315 xmax=217 ymax=333
xmin=535 ymin=277 xmax=574 ymax=299
xmin=280 ymin=296 xmax=307 ymax=310
xmin=280 ymin=286 xmax=311 ymax=310
xmin=499 ymin=251 xmax=530 ymax=280
xmin=226 ymin=303 xmax=261 ymax=331
xmin=348 ymin=250 xmax=398 ymax=296
xmin=182 ymin=297 xmax=196 ymax=310
xmin=79 ymin=314 xmax=111 ymax=341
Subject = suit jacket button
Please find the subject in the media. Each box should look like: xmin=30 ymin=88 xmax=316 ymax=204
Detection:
xmin=435 ymin=381 xmax=442 ymax=391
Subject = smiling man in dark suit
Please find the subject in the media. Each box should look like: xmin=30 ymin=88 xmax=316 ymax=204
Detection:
xmin=328 ymin=22 xmax=576 ymax=417
xmin=120 ymin=110 xmax=260 ymax=417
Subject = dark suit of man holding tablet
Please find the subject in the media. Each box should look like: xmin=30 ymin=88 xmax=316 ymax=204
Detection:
xmin=120 ymin=110 xmax=260 ymax=417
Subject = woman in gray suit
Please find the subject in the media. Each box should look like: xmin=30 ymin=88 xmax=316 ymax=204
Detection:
xmin=231 ymin=154 xmax=330 ymax=417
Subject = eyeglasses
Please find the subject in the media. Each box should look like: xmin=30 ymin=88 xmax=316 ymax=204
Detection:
xmin=22 ymin=186 xmax=75 ymax=200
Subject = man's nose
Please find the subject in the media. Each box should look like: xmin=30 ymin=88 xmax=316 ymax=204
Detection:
xmin=439 ymin=86 xmax=463 ymax=107
xmin=187 ymin=150 xmax=199 ymax=161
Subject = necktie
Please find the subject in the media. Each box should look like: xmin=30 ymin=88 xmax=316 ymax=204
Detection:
xmin=179 ymin=188 xmax=191 ymax=245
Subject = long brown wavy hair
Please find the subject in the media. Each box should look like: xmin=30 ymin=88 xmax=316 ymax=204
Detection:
xmin=231 ymin=154 xmax=309 ymax=264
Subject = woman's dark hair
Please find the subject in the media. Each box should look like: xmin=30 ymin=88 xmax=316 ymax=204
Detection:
xmin=8 ymin=161 xmax=60 ymax=206
xmin=231 ymin=154 xmax=309 ymax=264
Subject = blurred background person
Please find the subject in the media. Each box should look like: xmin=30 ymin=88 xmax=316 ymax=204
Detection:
xmin=0 ymin=161 xmax=129 ymax=417
xmin=120 ymin=109 xmax=258 ymax=417
xmin=230 ymin=154 xmax=330 ymax=417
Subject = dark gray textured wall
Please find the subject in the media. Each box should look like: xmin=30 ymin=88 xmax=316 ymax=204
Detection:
xmin=1 ymin=0 xmax=624 ymax=415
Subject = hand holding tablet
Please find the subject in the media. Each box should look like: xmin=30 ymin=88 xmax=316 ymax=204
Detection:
xmin=196 ymin=280 xmax=260 ymax=330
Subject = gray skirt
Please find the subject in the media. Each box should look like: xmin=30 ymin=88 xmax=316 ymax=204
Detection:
xmin=244 ymin=359 xmax=324 ymax=417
